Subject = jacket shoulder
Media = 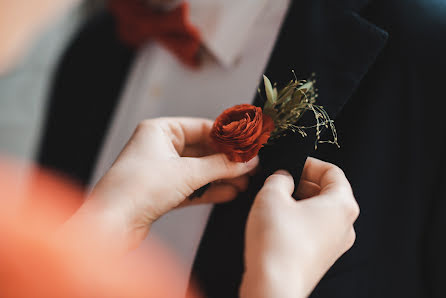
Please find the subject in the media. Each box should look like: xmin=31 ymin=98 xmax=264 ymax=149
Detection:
xmin=367 ymin=0 xmax=446 ymax=57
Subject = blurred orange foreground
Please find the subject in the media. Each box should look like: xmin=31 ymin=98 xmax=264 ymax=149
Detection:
xmin=0 ymin=158 xmax=201 ymax=298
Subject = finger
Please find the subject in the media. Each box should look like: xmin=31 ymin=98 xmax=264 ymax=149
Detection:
xmin=182 ymin=154 xmax=259 ymax=191
xmin=295 ymin=179 xmax=321 ymax=199
xmin=182 ymin=144 xmax=212 ymax=157
xmin=300 ymin=157 xmax=334 ymax=185
xmin=301 ymin=158 xmax=357 ymax=218
xmin=344 ymin=227 xmax=357 ymax=252
xmin=262 ymin=170 xmax=295 ymax=196
xmin=187 ymin=175 xmax=249 ymax=202
xmin=189 ymin=176 xmax=249 ymax=199
xmin=301 ymin=157 xmax=351 ymax=194
xmin=156 ymin=118 xmax=214 ymax=154
xmin=179 ymin=184 xmax=239 ymax=208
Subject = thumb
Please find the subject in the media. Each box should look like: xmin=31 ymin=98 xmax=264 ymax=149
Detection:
xmin=181 ymin=154 xmax=259 ymax=192
xmin=255 ymin=170 xmax=295 ymax=206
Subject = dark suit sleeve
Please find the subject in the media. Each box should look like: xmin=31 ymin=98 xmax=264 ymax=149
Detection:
xmin=37 ymin=12 xmax=135 ymax=186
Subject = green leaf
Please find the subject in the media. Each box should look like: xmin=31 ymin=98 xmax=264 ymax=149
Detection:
xmin=273 ymin=87 xmax=278 ymax=102
xmin=263 ymin=75 xmax=276 ymax=106
xmin=277 ymin=83 xmax=294 ymax=99
xmin=297 ymin=81 xmax=313 ymax=93
xmin=277 ymin=86 xmax=296 ymax=105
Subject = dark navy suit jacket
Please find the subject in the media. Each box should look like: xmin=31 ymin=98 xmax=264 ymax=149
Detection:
xmin=39 ymin=0 xmax=446 ymax=297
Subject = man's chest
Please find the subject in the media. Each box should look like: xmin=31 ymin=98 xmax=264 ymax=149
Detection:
xmin=90 ymin=1 xmax=290 ymax=294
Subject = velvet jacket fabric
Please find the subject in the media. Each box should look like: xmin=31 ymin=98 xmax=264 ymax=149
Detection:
xmin=38 ymin=0 xmax=446 ymax=297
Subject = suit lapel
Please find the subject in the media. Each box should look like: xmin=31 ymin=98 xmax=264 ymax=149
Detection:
xmin=191 ymin=1 xmax=388 ymax=297
xmin=257 ymin=0 xmax=389 ymax=186
xmin=259 ymin=0 xmax=389 ymax=118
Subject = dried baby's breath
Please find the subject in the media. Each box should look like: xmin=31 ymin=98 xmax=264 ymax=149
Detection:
xmin=260 ymin=72 xmax=339 ymax=149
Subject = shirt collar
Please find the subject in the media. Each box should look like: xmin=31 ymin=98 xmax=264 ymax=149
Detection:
xmin=188 ymin=0 xmax=269 ymax=67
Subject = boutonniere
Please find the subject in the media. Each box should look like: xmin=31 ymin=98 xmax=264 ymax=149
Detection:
xmin=210 ymin=73 xmax=339 ymax=163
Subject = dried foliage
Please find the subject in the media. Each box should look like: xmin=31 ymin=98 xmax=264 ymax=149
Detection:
xmin=260 ymin=73 xmax=339 ymax=149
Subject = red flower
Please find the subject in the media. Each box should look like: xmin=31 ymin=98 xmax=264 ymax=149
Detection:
xmin=210 ymin=104 xmax=275 ymax=162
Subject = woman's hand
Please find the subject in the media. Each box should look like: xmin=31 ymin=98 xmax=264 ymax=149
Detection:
xmin=241 ymin=158 xmax=359 ymax=298
xmin=64 ymin=118 xmax=258 ymax=251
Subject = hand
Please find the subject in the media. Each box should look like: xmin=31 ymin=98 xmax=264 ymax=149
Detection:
xmin=241 ymin=158 xmax=359 ymax=298
xmin=63 ymin=118 xmax=258 ymax=251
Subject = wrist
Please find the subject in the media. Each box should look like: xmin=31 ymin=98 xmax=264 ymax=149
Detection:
xmin=241 ymin=261 xmax=306 ymax=298
xmin=61 ymin=195 xmax=151 ymax=254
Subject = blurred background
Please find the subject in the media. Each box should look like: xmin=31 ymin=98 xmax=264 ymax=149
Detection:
xmin=0 ymin=1 xmax=101 ymax=161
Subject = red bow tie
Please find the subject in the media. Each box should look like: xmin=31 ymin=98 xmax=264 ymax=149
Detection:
xmin=109 ymin=0 xmax=202 ymax=68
